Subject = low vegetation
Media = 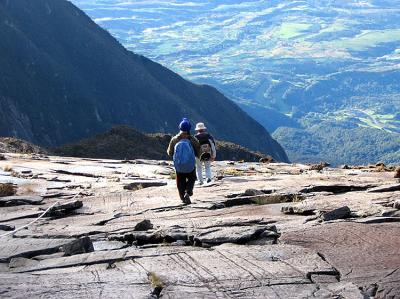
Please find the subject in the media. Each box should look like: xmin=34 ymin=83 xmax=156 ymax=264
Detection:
xmin=0 ymin=137 xmax=47 ymax=154
xmin=19 ymin=184 xmax=35 ymax=195
xmin=53 ymin=126 xmax=268 ymax=162
xmin=2 ymin=165 xmax=13 ymax=172
xmin=222 ymin=168 xmax=245 ymax=176
xmin=148 ymin=272 xmax=165 ymax=297
xmin=0 ymin=183 xmax=17 ymax=197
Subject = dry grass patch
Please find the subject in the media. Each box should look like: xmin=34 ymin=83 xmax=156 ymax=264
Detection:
xmin=19 ymin=184 xmax=36 ymax=195
xmin=2 ymin=165 xmax=13 ymax=172
xmin=148 ymin=272 xmax=165 ymax=297
xmin=0 ymin=183 xmax=17 ymax=197
xmin=223 ymin=167 xmax=245 ymax=176
xmin=148 ymin=272 xmax=165 ymax=288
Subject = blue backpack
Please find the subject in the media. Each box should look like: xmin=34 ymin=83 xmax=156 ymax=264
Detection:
xmin=173 ymin=139 xmax=195 ymax=173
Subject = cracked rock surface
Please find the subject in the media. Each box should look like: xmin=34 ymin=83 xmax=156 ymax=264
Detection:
xmin=0 ymin=154 xmax=399 ymax=298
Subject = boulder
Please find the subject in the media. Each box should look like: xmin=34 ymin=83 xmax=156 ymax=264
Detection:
xmin=134 ymin=219 xmax=153 ymax=231
xmin=319 ymin=206 xmax=351 ymax=221
xmin=127 ymin=231 xmax=163 ymax=246
xmin=42 ymin=200 xmax=83 ymax=217
xmin=61 ymin=237 xmax=94 ymax=256
xmin=394 ymin=200 xmax=400 ymax=210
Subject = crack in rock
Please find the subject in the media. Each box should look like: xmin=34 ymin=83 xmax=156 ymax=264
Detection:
xmin=300 ymin=184 xmax=375 ymax=194
xmin=0 ymin=196 xmax=44 ymax=207
xmin=123 ymin=181 xmax=167 ymax=191
xmin=211 ymin=193 xmax=304 ymax=210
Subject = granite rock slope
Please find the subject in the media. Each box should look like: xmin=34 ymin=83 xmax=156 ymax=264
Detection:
xmin=0 ymin=153 xmax=399 ymax=298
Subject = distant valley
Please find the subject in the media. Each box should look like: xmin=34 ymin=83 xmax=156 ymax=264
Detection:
xmin=71 ymin=0 xmax=400 ymax=165
xmin=0 ymin=0 xmax=288 ymax=162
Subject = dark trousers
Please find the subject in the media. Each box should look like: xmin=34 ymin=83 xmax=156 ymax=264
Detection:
xmin=176 ymin=170 xmax=196 ymax=201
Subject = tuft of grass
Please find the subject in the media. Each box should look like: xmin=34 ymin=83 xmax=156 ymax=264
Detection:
xmin=2 ymin=165 xmax=13 ymax=172
xmin=148 ymin=272 xmax=165 ymax=297
xmin=20 ymin=184 xmax=35 ymax=195
xmin=253 ymin=194 xmax=305 ymax=205
xmin=223 ymin=168 xmax=244 ymax=176
xmin=169 ymin=172 xmax=176 ymax=180
xmin=0 ymin=183 xmax=17 ymax=197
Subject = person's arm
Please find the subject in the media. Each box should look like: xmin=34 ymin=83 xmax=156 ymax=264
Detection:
xmin=210 ymin=138 xmax=217 ymax=160
xmin=190 ymin=136 xmax=201 ymax=158
xmin=167 ymin=136 xmax=178 ymax=157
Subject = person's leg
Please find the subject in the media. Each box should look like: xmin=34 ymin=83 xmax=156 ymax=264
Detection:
xmin=186 ymin=169 xmax=197 ymax=197
xmin=205 ymin=161 xmax=212 ymax=181
xmin=196 ymin=158 xmax=203 ymax=184
xmin=175 ymin=172 xmax=186 ymax=201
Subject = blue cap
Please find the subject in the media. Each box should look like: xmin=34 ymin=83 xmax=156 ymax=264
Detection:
xmin=179 ymin=118 xmax=191 ymax=132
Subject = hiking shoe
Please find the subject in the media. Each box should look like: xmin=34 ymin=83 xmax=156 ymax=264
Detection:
xmin=206 ymin=178 xmax=212 ymax=183
xmin=183 ymin=193 xmax=191 ymax=205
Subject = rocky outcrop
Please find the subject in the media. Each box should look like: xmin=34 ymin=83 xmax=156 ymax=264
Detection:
xmin=367 ymin=183 xmax=400 ymax=193
xmin=0 ymin=196 xmax=43 ymax=207
xmin=318 ymin=206 xmax=351 ymax=221
xmin=0 ymin=155 xmax=399 ymax=298
xmin=0 ymin=137 xmax=47 ymax=155
xmin=41 ymin=200 xmax=83 ymax=217
xmin=281 ymin=222 xmax=400 ymax=299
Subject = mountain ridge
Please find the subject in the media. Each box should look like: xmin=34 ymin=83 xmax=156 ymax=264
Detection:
xmin=0 ymin=0 xmax=288 ymax=162
xmin=69 ymin=0 xmax=400 ymax=165
xmin=53 ymin=125 xmax=269 ymax=162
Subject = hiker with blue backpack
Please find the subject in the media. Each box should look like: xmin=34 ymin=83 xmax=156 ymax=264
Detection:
xmin=167 ymin=118 xmax=200 ymax=204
